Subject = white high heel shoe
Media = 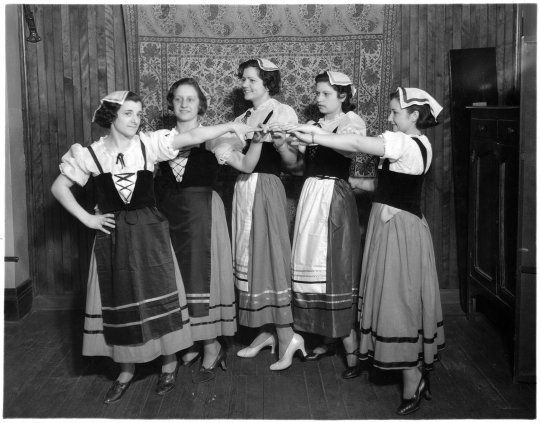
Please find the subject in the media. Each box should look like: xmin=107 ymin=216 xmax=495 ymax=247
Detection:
xmin=237 ymin=334 xmax=276 ymax=358
xmin=269 ymin=334 xmax=307 ymax=371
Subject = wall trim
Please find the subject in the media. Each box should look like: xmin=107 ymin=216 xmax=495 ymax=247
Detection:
xmin=5 ymin=278 xmax=33 ymax=321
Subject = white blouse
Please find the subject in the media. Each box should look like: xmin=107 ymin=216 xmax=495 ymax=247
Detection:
xmin=211 ymin=98 xmax=299 ymax=165
xmin=60 ymin=130 xmax=178 ymax=203
xmin=379 ymin=131 xmax=432 ymax=174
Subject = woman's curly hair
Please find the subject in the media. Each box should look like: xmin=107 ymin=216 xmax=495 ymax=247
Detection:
xmin=93 ymin=91 xmax=144 ymax=128
xmin=315 ymin=72 xmax=356 ymax=113
xmin=166 ymin=78 xmax=208 ymax=116
xmin=236 ymin=59 xmax=281 ymax=96
xmin=389 ymin=89 xmax=440 ymax=129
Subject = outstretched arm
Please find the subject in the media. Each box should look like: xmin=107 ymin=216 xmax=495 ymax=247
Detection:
xmin=283 ymin=123 xmax=384 ymax=157
xmin=51 ymin=174 xmax=116 ymax=234
xmin=170 ymin=122 xmax=259 ymax=150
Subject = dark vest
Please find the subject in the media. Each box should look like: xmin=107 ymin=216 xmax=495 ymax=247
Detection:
xmin=373 ymin=137 xmax=429 ymax=219
xmin=158 ymin=143 xmax=220 ymax=189
xmin=87 ymin=140 xmax=155 ymax=213
xmin=241 ymin=110 xmax=281 ymax=176
xmin=304 ymin=126 xmax=351 ymax=181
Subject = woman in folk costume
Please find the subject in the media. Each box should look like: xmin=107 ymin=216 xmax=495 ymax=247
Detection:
xmin=283 ymin=87 xmax=445 ymax=415
xmin=290 ymin=71 xmax=371 ymax=379
xmin=155 ymin=78 xmax=265 ymax=384
xmin=51 ymin=90 xmax=258 ymax=403
xmin=222 ymin=58 xmax=306 ymax=370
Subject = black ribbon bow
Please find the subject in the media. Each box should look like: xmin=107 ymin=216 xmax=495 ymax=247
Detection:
xmin=116 ymin=153 xmax=126 ymax=168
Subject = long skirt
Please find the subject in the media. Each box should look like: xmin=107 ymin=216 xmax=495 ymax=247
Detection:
xmin=292 ymin=177 xmax=361 ymax=338
xmin=358 ymin=203 xmax=445 ymax=370
xmin=158 ymin=188 xmax=237 ymax=341
xmin=232 ymin=173 xmax=293 ymax=327
xmin=83 ymin=208 xmax=193 ymax=363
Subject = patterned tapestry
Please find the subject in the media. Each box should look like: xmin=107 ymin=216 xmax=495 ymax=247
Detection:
xmin=123 ymin=4 xmax=397 ymax=233
xmin=124 ymin=4 xmax=396 ymax=135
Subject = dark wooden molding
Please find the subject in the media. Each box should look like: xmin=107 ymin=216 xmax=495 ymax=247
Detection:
xmin=4 ymin=278 xmax=33 ymax=321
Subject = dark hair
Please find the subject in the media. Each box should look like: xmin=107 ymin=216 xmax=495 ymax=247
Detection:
xmin=93 ymin=91 xmax=144 ymax=129
xmin=166 ymin=78 xmax=208 ymax=116
xmin=236 ymin=59 xmax=281 ymax=96
xmin=389 ymin=89 xmax=439 ymax=129
xmin=314 ymin=72 xmax=356 ymax=113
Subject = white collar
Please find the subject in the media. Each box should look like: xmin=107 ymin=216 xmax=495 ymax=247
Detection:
xmin=97 ymin=136 xmax=138 ymax=157
xmin=318 ymin=112 xmax=345 ymax=126
xmin=252 ymin=98 xmax=274 ymax=112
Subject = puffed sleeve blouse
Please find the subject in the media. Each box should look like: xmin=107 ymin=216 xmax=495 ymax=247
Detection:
xmin=378 ymin=130 xmax=432 ymax=174
xmin=59 ymin=131 xmax=179 ymax=203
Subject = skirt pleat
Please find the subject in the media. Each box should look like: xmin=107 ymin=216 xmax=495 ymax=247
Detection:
xmin=358 ymin=203 xmax=445 ymax=370
xmin=188 ymin=191 xmax=237 ymax=341
xmin=236 ymin=173 xmax=293 ymax=327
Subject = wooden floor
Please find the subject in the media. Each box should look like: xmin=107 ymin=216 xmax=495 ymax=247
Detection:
xmin=3 ymin=295 xmax=536 ymax=419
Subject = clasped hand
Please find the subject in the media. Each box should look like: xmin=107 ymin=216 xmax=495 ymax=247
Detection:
xmin=251 ymin=122 xmax=293 ymax=148
xmin=279 ymin=123 xmax=317 ymax=145
xmin=232 ymin=122 xmax=297 ymax=148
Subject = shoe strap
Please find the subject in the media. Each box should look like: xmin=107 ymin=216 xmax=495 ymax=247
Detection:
xmin=344 ymin=348 xmax=360 ymax=357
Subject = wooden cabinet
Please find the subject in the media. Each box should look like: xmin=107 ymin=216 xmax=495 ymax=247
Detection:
xmin=467 ymin=107 xmax=520 ymax=320
xmin=513 ymin=36 xmax=536 ymax=384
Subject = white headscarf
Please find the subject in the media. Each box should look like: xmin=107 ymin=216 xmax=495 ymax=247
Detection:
xmin=92 ymin=91 xmax=130 ymax=122
xmin=256 ymin=58 xmax=279 ymax=71
xmin=397 ymin=87 xmax=443 ymax=120
xmin=325 ymin=71 xmax=357 ymax=97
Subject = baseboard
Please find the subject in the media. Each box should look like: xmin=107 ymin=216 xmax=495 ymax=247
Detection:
xmin=33 ymin=295 xmax=86 ymax=310
xmin=4 ymin=278 xmax=33 ymax=321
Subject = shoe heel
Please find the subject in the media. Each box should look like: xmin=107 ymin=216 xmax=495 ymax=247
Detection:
xmin=220 ymin=358 xmax=227 ymax=371
xmin=423 ymin=375 xmax=431 ymax=400
xmin=270 ymin=344 xmax=276 ymax=354
xmin=298 ymin=345 xmax=307 ymax=359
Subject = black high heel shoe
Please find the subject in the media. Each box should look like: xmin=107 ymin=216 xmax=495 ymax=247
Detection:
xmin=192 ymin=345 xmax=227 ymax=384
xmin=178 ymin=351 xmax=202 ymax=373
xmin=396 ymin=370 xmax=432 ymax=415
xmin=103 ymin=372 xmax=136 ymax=404
xmin=156 ymin=360 xmax=181 ymax=396
xmin=340 ymin=348 xmax=362 ymax=379
xmin=304 ymin=339 xmax=340 ymax=362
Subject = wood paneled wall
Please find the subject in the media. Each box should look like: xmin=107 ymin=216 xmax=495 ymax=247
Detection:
xmin=22 ymin=4 xmax=518 ymax=301
xmin=23 ymin=5 xmax=129 ymax=300
xmin=391 ymin=4 xmax=518 ymax=289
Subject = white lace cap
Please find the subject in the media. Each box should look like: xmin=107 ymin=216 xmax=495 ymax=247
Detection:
xmin=398 ymin=87 xmax=443 ymax=120
xmin=325 ymin=71 xmax=357 ymax=97
xmin=256 ymin=58 xmax=279 ymax=71
xmin=92 ymin=91 xmax=130 ymax=122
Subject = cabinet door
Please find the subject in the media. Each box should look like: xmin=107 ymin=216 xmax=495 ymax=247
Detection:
xmin=469 ymin=138 xmax=498 ymax=293
xmin=497 ymin=142 xmax=519 ymax=303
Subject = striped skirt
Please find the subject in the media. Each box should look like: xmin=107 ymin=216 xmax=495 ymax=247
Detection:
xmin=292 ymin=177 xmax=361 ymax=338
xmin=187 ymin=191 xmax=237 ymax=341
xmin=82 ymin=207 xmax=193 ymax=363
xmin=83 ymin=242 xmax=193 ymax=363
xmin=233 ymin=173 xmax=293 ymax=327
xmin=358 ymin=203 xmax=445 ymax=370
